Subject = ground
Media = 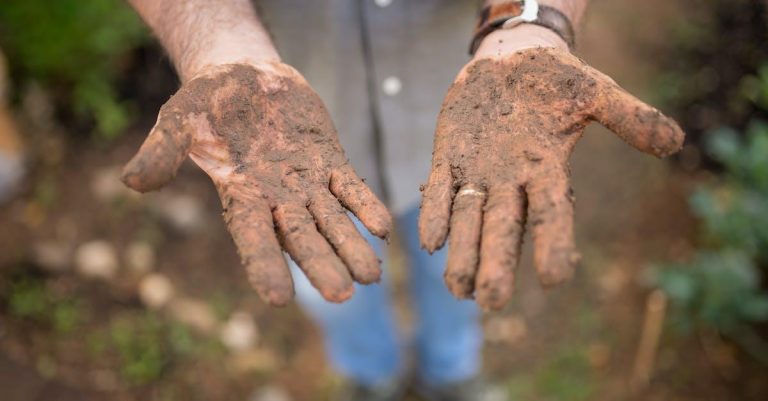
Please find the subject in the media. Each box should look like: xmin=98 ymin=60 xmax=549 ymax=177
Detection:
xmin=1 ymin=0 xmax=767 ymax=400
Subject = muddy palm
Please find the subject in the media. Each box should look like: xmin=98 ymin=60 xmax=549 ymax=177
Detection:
xmin=420 ymin=47 xmax=685 ymax=310
xmin=122 ymin=62 xmax=392 ymax=306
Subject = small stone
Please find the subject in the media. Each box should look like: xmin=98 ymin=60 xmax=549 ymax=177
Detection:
xmin=587 ymin=343 xmax=611 ymax=369
xmin=220 ymin=310 xmax=259 ymax=352
xmin=168 ymin=297 xmax=217 ymax=334
xmin=154 ymin=194 xmax=205 ymax=233
xmin=484 ymin=315 xmax=528 ymax=345
xmin=32 ymin=241 xmax=71 ymax=272
xmin=90 ymin=369 xmax=119 ymax=391
xmin=249 ymin=385 xmax=291 ymax=401
xmin=0 ymin=148 xmax=24 ymax=203
xmin=597 ymin=267 xmax=629 ymax=300
xmin=125 ymin=241 xmax=156 ymax=274
xmin=138 ymin=273 xmax=175 ymax=309
xmin=91 ymin=166 xmax=132 ymax=202
xmin=74 ymin=240 xmax=119 ymax=279
xmin=230 ymin=348 xmax=278 ymax=374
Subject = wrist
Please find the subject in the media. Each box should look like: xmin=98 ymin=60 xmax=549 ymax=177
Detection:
xmin=177 ymin=31 xmax=281 ymax=82
xmin=473 ymin=24 xmax=568 ymax=60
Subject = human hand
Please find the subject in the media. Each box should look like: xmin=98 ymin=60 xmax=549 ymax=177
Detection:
xmin=419 ymin=28 xmax=684 ymax=310
xmin=122 ymin=62 xmax=392 ymax=306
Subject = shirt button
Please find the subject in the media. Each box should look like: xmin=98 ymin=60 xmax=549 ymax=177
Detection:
xmin=374 ymin=0 xmax=393 ymax=8
xmin=382 ymin=76 xmax=402 ymax=96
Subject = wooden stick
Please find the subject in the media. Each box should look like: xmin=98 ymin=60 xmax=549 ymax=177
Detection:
xmin=630 ymin=289 xmax=668 ymax=392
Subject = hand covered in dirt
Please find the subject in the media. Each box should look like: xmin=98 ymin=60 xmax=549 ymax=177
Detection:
xmin=122 ymin=62 xmax=392 ymax=306
xmin=419 ymin=47 xmax=684 ymax=310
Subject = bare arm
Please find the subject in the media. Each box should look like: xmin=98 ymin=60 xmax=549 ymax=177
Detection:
xmin=123 ymin=0 xmax=392 ymax=306
xmin=127 ymin=0 xmax=280 ymax=81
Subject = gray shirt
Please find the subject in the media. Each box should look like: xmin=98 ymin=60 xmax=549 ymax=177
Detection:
xmin=255 ymin=0 xmax=476 ymax=214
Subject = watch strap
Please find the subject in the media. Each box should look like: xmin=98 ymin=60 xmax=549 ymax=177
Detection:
xmin=470 ymin=1 xmax=576 ymax=55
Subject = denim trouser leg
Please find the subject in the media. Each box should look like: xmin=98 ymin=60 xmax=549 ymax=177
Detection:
xmin=291 ymin=208 xmax=481 ymax=386
xmin=290 ymin=217 xmax=401 ymax=386
xmin=398 ymin=207 xmax=482 ymax=385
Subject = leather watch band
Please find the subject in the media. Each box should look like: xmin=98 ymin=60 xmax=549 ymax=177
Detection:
xmin=469 ymin=1 xmax=576 ymax=55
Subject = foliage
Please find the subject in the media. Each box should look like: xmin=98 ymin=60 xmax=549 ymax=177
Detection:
xmin=652 ymin=66 xmax=768 ymax=363
xmin=653 ymin=0 xmax=768 ymax=164
xmin=691 ymin=123 xmax=768 ymax=263
xmin=100 ymin=313 xmax=222 ymax=386
xmin=109 ymin=314 xmax=169 ymax=385
xmin=0 ymin=0 xmax=148 ymax=137
xmin=6 ymin=275 xmax=86 ymax=334
xmin=507 ymin=346 xmax=596 ymax=401
xmin=655 ymin=251 xmax=768 ymax=334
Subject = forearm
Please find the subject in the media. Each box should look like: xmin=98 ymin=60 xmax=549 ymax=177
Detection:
xmin=128 ymin=0 xmax=280 ymax=82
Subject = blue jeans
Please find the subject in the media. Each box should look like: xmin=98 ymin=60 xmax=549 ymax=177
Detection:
xmin=290 ymin=207 xmax=481 ymax=386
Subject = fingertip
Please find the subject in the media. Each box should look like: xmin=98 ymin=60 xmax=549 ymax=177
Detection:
xmin=419 ymin=227 xmax=448 ymax=254
xmin=347 ymin=247 xmax=382 ymax=284
xmin=537 ymin=250 xmax=580 ymax=288
xmin=654 ymin=118 xmax=686 ymax=158
xmin=366 ymin=211 xmax=393 ymax=239
xmin=353 ymin=266 xmax=382 ymax=285
xmin=476 ymin=283 xmax=511 ymax=311
xmin=120 ymin=158 xmax=172 ymax=193
xmin=444 ymin=270 xmax=475 ymax=299
xmin=418 ymin=206 xmax=450 ymax=253
xmin=320 ymin=281 xmax=355 ymax=303
xmin=260 ymin=286 xmax=295 ymax=307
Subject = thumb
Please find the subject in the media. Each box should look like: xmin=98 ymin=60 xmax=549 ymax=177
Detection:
xmin=121 ymin=106 xmax=194 ymax=193
xmin=588 ymin=69 xmax=685 ymax=158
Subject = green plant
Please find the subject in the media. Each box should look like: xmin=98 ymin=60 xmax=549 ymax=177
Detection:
xmin=104 ymin=313 xmax=218 ymax=386
xmin=507 ymin=346 xmax=596 ymax=401
xmin=0 ymin=0 xmax=148 ymax=137
xmin=691 ymin=123 xmax=768 ymax=262
xmin=110 ymin=314 xmax=168 ymax=385
xmin=6 ymin=275 xmax=86 ymax=335
xmin=655 ymin=251 xmax=768 ymax=333
xmin=652 ymin=67 xmax=768 ymax=363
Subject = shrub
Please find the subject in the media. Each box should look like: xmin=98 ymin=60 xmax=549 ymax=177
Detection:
xmin=652 ymin=65 xmax=768 ymax=363
xmin=0 ymin=0 xmax=148 ymax=137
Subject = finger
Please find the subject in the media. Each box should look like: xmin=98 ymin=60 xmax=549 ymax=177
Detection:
xmin=121 ymin=105 xmax=194 ymax=192
xmin=419 ymin=159 xmax=454 ymax=253
xmin=308 ymin=189 xmax=382 ymax=284
xmin=475 ymin=183 xmax=527 ymax=310
xmin=588 ymin=70 xmax=685 ymax=158
xmin=274 ymin=202 xmax=354 ymax=303
xmin=329 ymin=164 xmax=392 ymax=239
xmin=527 ymin=169 xmax=581 ymax=288
xmin=444 ymin=184 xmax=486 ymax=298
xmin=221 ymin=194 xmax=294 ymax=306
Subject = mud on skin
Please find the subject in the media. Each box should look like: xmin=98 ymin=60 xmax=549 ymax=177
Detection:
xmin=122 ymin=62 xmax=392 ymax=306
xmin=419 ymin=47 xmax=685 ymax=310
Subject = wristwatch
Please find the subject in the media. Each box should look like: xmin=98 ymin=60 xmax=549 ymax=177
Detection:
xmin=469 ymin=0 xmax=576 ymax=55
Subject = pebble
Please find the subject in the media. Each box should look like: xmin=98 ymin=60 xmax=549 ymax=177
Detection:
xmin=138 ymin=273 xmax=175 ymax=309
xmin=74 ymin=240 xmax=119 ymax=279
xmin=249 ymin=385 xmax=291 ymax=401
xmin=91 ymin=166 xmax=133 ymax=202
xmin=484 ymin=315 xmax=528 ymax=345
xmin=154 ymin=193 xmax=205 ymax=233
xmin=125 ymin=241 xmax=156 ymax=274
xmin=597 ymin=266 xmax=629 ymax=300
xmin=168 ymin=297 xmax=217 ymax=334
xmin=32 ymin=241 xmax=71 ymax=272
xmin=220 ymin=310 xmax=259 ymax=352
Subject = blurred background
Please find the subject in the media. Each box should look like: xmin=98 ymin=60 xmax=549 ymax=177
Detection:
xmin=0 ymin=0 xmax=767 ymax=400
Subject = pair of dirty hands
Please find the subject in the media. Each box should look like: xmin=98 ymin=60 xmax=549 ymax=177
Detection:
xmin=122 ymin=47 xmax=684 ymax=310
